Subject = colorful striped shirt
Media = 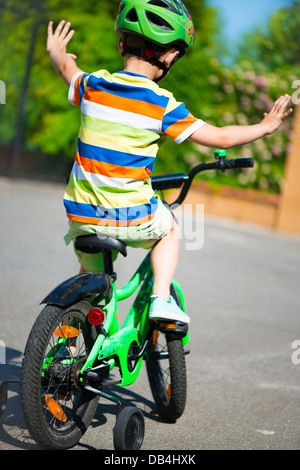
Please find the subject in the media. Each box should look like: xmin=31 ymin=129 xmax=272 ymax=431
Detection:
xmin=64 ymin=70 xmax=205 ymax=226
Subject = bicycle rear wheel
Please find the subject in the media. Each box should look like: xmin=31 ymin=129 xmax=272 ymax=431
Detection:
xmin=146 ymin=287 xmax=187 ymax=422
xmin=21 ymin=301 xmax=99 ymax=450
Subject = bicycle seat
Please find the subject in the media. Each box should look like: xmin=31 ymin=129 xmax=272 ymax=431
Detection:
xmin=74 ymin=235 xmax=127 ymax=257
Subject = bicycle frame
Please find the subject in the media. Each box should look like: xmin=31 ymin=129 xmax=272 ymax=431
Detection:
xmin=38 ymin=153 xmax=254 ymax=390
xmin=79 ymin=250 xmax=188 ymax=387
xmin=47 ymin=153 xmax=254 ymax=390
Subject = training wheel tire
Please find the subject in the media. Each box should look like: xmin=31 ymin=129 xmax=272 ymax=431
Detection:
xmin=113 ymin=406 xmax=145 ymax=450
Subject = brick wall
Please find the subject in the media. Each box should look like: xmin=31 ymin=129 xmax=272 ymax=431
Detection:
xmin=277 ymin=105 xmax=300 ymax=233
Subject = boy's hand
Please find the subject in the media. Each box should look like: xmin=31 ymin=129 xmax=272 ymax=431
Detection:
xmin=261 ymin=94 xmax=293 ymax=135
xmin=47 ymin=20 xmax=83 ymax=86
xmin=47 ymin=20 xmax=77 ymax=60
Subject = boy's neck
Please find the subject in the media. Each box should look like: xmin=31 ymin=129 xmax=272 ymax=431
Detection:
xmin=123 ymin=56 xmax=160 ymax=81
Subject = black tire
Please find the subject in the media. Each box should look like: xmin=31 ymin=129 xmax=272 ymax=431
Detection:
xmin=146 ymin=286 xmax=187 ymax=422
xmin=113 ymin=407 xmax=145 ymax=450
xmin=20 ymin=301 xmax=99 ymax=450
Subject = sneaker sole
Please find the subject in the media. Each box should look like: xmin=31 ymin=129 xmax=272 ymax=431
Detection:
xmin=149 ymin=311 xmax=190 ymax=324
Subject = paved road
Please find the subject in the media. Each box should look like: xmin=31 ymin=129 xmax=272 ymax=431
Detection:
xmin=0 ymin=176 xmax=300 ymax=450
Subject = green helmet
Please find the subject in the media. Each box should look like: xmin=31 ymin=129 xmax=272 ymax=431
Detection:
xmin=116 ymin=0 xmax=195 ymax=51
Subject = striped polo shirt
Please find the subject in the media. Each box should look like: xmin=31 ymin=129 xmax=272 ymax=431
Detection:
xmin=64 ymin=70 xmax=205 ymax=226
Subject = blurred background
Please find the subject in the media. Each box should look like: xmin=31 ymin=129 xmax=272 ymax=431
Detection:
xmin=0 ymin=0 xmax=299 ymax=208
xmin=1 ymin=2 xmax=299 ymax=451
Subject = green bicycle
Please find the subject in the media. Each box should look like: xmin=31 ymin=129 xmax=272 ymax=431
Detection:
xmin=1 ymin=150 xmax=253 ymax=450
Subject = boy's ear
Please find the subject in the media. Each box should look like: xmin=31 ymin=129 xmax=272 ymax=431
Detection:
xmin=163 ymin=49 xmax=181 ymax=68
xmin=118 ymin=37 xmax=125 ymax=56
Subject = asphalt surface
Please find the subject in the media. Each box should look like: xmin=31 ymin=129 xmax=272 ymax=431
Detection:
xmin=0 ymin=176 xmax=300 ymax=451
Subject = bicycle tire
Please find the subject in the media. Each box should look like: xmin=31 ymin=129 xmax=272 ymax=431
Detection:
xmin=21 ymin=301 xmax=99 ymax=450
xmin=113 ymin=407 xmax=145 ymax=450
xmin=146 ymin=286 xmax=187 ymax=422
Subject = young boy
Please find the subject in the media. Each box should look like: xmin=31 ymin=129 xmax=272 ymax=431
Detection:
xmin=47 ymin=0 xmax=292 ymax=325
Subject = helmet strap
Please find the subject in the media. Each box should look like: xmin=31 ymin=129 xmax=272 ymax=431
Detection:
xmin=122 ymin=35 xmax=184 ymax=83
xmin=154 ymin=51 xmax=184 ymax=83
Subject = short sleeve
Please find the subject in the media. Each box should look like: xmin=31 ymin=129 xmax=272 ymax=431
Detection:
xmin=68 ymin=72 xmax=89 ymax=107
xmin=162 ymin=96 xmax=206 ymax=144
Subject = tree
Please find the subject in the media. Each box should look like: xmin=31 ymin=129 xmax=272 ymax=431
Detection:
xmin=237 ymin=1 xmax=300 ymax=70
xmin=0 ymin=0 xmax=221 ymax=171
xmin=1 ymin=0 xmax=294 ymax=194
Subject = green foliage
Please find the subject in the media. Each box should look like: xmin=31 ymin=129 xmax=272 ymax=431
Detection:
xmin=0 ymin=0 xmax=297 ymax=194
xmin=0 ymin=0 xmax=123 ymax=155
xmin=237 ymin=1 xmax=300 ymax=69
xmin=189 ymin=58 xmax=295 ymax=193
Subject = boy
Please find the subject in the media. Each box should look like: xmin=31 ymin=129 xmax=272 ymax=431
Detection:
xmin=47 ymin=0 xmax=292 ymax=324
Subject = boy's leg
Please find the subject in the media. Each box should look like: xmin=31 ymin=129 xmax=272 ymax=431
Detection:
xmin=151 ymin=218 xmax=180 ymax=300
xmin=149 ymin=218 xmax=190 ymax=323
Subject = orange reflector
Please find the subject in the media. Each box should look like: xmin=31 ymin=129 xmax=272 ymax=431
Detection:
xmin=160 ymin=323 xmax=176 ymax=329
xmin=54 ymin=325 xmax=79 ymax=338
xmin=166 ymin=385 xmax=171 ymax=398
xmin=45 ymin=395 xmax=67 ymax=422
xmin=152 ymin=330 xmax=158 ymax=345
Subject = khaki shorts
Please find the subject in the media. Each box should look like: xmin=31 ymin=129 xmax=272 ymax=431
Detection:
xmin=64 ymin=196 xmax=173 ymax=272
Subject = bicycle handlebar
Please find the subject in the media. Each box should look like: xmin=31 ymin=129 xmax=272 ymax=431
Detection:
xmin=151 ymin=156 xmax=254 ymax=208
xmin=221 ymin=157 xmax=254 ymax=171
xmin=151 ymin=172 xmax=189 ymax=191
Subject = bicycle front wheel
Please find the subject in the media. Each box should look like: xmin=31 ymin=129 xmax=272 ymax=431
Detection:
xmin=146 ymin=331 xmax=187 ymax=422
xmin=146 ymin=284 xmax=187 ymax=422
xmin=21 ymin=301 xmax=99 ymax=450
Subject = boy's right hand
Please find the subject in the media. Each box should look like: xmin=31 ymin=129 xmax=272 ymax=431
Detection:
xmin=47 ymin=20 xmax=77 ymax=60
xmin=47 ymin=20 xmax=83 ymax=86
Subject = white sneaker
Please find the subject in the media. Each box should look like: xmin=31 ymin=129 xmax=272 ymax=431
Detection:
xmin=149 ymin=295 xmax=190 ymax=324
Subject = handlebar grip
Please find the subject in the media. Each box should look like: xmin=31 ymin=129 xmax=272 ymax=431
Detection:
xmin=151 ymin=172 xmax=188 ymax=191
xmin=223 ymin=158 xmax=254 ymax=170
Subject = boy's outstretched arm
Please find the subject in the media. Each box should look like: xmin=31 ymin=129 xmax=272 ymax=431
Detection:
xmin=189 ymin=94 xmax=293 ymax=149
xmin=47 ymin=20 xmax=83 ymax=86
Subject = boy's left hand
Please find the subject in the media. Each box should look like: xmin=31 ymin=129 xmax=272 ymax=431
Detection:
xmin=262 ymin=94 xmax=293 ymax=135
xmin=47 ymin=20 xmax=77 ymax=60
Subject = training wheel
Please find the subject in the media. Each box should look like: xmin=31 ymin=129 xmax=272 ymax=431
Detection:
xmin=113 ymin=406 xmax=145 ymax=450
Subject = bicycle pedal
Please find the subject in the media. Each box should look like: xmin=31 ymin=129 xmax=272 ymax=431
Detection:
xmin=153 ymin=320 xmax=188 ymax=337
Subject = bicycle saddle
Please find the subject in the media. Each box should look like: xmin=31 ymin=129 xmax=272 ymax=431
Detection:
xmin=74 ymin=235 xmax=127 ymax=257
